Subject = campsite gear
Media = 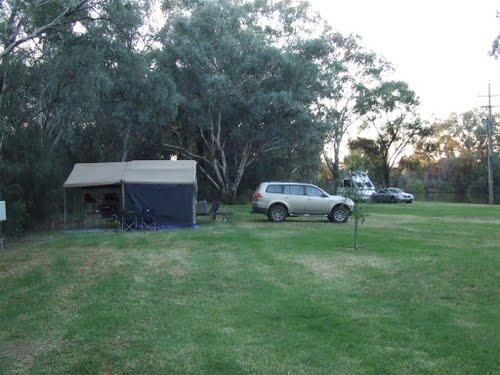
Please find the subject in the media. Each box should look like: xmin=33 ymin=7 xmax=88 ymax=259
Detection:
xmin=196 ymin=200 xmax=209 ymax=215
xmin=141 ymin=208 xmax=157 ymax=231
xmin=122 ymin=211 xmax=138 ymax=231
xmin=63 ymin=160 xmax=197 ymax=229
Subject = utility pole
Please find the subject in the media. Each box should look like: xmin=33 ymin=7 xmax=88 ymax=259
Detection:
xmin=479 ymin=82 xmax=498 ymax=205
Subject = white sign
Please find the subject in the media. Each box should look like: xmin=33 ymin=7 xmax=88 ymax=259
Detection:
xmin=0 ymin=201 xmax=5 ymax=221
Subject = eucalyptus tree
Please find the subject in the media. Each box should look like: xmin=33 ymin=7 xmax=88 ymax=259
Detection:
xmin=0 ymin=0 xmax=101 ymax=159
xmin=79 ymin=0 xmax=178 ymax=162
xmin=0 ymin=0 xmax=171 ymax=230
xmin=0 ymin=0 xmax=102 ymax=61
xmin=158 ymin=0 xmax=326 ymax=202
xmin=316 ymin=29 xmax=389 ymax=185
xmin=408 ymin=111 xmax=499 ymax=199
xmin=492 ymin=11 xmax=499 ymax=58
xmin=350 ymin=81 xmax=430 ymax=186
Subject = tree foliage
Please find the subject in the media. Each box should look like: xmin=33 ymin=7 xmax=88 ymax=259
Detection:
xmin=0 ymin=0 xmax=462 ymax=234
xmin=399 ymin=111 xmax=500 ymax=201
xmin=349 ymin=81 xmax=430 ymax=186
xmin=158 ymin=0 xmax=326 ymax=201
xmin=492 ymin=11 xmax=500 ymax=58
xmin=317 ymin=29 xmax=389 ymax=185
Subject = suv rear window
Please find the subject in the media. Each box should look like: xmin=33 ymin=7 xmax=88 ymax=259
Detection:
xmin=266 ymin=184 xmax=284 ymax=194
xmin=288 ymin=185 xmax=305 ymax=195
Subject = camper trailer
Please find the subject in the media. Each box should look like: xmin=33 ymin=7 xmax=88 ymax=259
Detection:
xmin=337 ymin=171 xmax=376 ymax=201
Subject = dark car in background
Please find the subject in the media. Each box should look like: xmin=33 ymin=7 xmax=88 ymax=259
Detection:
xmin=371 ymin=188 xmax=414 ymax=203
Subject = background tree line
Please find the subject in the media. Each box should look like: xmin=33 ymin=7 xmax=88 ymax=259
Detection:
xmin=0 ymin=0 xmax=498 ymax=234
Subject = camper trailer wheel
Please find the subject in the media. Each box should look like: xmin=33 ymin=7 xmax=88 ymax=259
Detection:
xmin=329 ymin=205 xmax=349 ymax=223
xmin=268 ymin=204 xmax=287 ymax=222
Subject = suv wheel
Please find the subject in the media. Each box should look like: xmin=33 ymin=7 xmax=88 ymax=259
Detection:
xmin=268 ymin=204 xmax=287 ymax=222
xmin=329 ymin=205 xmax=349 ymax=223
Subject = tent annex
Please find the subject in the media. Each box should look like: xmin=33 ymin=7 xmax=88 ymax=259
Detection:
xmin=63 ymin=160 xmax=197 ymax=228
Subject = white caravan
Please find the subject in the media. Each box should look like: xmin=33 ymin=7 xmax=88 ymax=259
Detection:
xmin=337 ymin=171 xmax=376 ymax=201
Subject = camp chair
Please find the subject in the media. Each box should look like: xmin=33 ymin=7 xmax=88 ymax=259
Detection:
xmin=121 ymin=210 xmax=138 ymax=231
xmin=141 ymin=208 xmax=156 ymax=231
xmin=104 ymin=213 xmax=119 ymax=231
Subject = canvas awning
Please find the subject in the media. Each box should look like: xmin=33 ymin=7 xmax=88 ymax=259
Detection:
xmin=63 ymin=162 xmax=127 ymax=188
xmin=63 ymin=160 xmax=197 ymax=188
xmin=123 ymin=160 xmax=197 ymax=184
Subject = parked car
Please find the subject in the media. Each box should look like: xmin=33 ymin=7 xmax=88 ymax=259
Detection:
xmin=371 ymin=188 xmax=414 ymax=203
xmin=251 ymin=182 xmax=354 ymax=223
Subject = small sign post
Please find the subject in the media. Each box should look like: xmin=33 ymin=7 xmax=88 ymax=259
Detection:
xmin=0 ymin=201 xmax=5 ymax=251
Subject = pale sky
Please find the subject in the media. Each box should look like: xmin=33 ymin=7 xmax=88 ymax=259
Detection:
xmin=309 ymin=0 xmax=500 ymax=121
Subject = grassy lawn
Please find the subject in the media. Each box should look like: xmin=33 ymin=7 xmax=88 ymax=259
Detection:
xmin=0 ymin=202 xmax=499 ymax=373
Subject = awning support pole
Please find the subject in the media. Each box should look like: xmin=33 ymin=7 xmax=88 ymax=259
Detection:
xmin=63 ymin=189 xmax=67 ymax=230
xmin=121 ymin=182 xmax=125 ymax=211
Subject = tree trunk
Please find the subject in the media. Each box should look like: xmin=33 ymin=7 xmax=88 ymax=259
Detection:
xmin=324 ymin=153 xmax=340 ymax=186
xmin=333 ymin=144 xmax=340 ymax=186
xmin=221 ymin=185 xmax=238 ymax=204
xmin=382 ymin=164 xmax=391 ymax=187
xmin=324 ymin=137 xmax=342 ymax=188
xmin=121 ymin=124 xmax=131 ymax=162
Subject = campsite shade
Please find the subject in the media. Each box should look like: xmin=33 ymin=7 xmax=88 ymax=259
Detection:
xmin=124 ymin=184 xmax=195 ymax=225
xmin=123 ymin=160 xmax=196 ymax=184
xmin=63 ymin=162 xmax=127 ymax=188
xmin=63 ymin=160 xmax=197 ymax=187
xmin=63 ymin=160 xmax=198 ymax=227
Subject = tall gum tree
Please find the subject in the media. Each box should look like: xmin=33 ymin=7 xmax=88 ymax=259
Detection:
xmin=316 ymin=29 xmax=389 ymax=186
xmin=0 ymin=0 xmax=98 ymax=159
xmin=158 ymin=0 xmax=325 ymax=202
xmin=491 ymin=11 xmax=499 ymax=58
xmin=350 ymin=81 xmax=430 ymax=186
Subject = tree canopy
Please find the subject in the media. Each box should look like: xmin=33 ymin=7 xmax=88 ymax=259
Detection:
xmin=158 ymin=0 xmax=326 ymax=201
xmin=0 ymin=0 xmax=495 ymax=234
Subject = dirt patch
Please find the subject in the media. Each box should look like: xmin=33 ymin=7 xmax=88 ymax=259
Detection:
xmin=435 ymin=216 xmax=500 ymax=225
xmin=454 ymin=317 xmax=479 ymax=329
xmin=367 ymin=214 xmax=428 ymax=229
xmin=70 ymin=247 xmax=128 ymax=279
xmin=292 ymin=254 xmax=392 ymax=281
xmin=216 ymin=251 xmax=240 ymax=276
xmin=141 ymin=247 xmax=193 ymax=279
xmin=0 ymin=339 xmax=33 ymax=364
xmin=0 ymin=252 xmax=51 ymax=280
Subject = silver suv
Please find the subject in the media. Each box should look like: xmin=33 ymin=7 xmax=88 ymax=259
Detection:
xmin=251 ymin=182 xmax=354 ymax=223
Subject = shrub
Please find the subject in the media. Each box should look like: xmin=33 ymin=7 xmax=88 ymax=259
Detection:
xmin=4 ymin=200 xmax=30 ymax=237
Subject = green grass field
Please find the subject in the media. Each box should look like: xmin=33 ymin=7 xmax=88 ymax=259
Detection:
xmin=1 ymin=202 xmax=499 ymax=374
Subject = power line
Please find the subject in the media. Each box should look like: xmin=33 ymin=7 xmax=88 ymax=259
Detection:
xmin=479 ymin=82 xmax=497 ymax=205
